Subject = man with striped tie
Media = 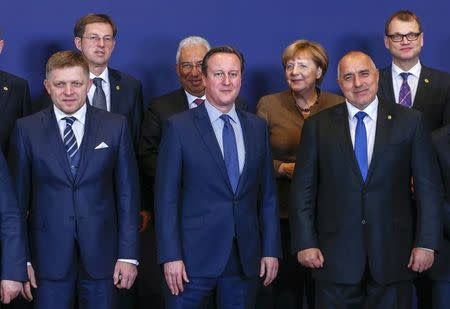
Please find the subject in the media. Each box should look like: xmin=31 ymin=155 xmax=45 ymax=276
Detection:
xmin=8 ymin=51 xmax=140 ymax=309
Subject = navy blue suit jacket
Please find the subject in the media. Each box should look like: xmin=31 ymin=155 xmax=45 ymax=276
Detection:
xmin=155 ymin=103 xmax=281 ymax=278
xmin=0 ymin=150 xmax=27 ymax=281
xmin=0 ymin=70 xmax=31 ymax=155
xmin=430 ymin=125 xmax=450 ymax=281
xmin=33 ymin=68 xmax=143 ymax=150
xmin=290 ymin=100 xmax=443 ymax=285
xmin=8 ymin=105 xmax=140 ymax=280
xmin=378 ymin=65 xmax=450 ymax=132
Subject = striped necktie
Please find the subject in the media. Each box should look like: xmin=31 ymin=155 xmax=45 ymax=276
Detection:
xmin=64 ymin=116 xmax=78 ymax=160
xmin=399 ymin=72 xmax=412 ymax=107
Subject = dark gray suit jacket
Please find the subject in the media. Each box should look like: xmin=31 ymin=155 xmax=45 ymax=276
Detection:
xmin=0 ymin=70 xmax=31 ymax=154
xmin=378 ymin=65 xmax=450 ymax=132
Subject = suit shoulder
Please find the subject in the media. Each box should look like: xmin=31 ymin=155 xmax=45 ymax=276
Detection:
xmin=149 ymin=89 xmax=184 ymax=109
xmin=109 ymin=68 xmax=141 ymax=86
xmin=320 ymin=91 xmax=344 ymax=104
xmin=432 ymin=124 xmax=450 ymax=143
xmin=0 ymin=70 xmax=28 ymax=87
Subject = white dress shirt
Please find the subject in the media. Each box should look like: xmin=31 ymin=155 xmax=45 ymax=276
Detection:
xmin=204 ymin=100 xmax=245 ymax=174
xmin=88 ymin=68 xmax=111 ymax=111
xmin=185 ymin=90 xmax=206 ymax=109
xmin=346 ymin=97 xmax=378 ymax=166
xmin=391 ymin=61 xmax=421 ymax=106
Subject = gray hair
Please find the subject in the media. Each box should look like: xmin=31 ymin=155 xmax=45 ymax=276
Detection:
xmin=175 ymin=36 xmax=210 ymax=63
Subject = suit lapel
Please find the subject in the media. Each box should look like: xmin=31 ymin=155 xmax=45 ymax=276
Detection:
xmin=412 ymin=66 xmax=431 ymax=111
xmin=0 ymin=72 xmax=11 ymax=107
xmin=235 ymin=110 xmax=251 ymax=194
xmin=379 ymin=66 xmax=396 ymax=104
xmin=108 ymin=68 xmax=121 ymax=114
xmin=45 ymin=108 xmax=74 ymax=181
xmin=74 ymin=105 xmax=99 ymax=184
xmin=193 ymin=105 xmax=233 ymax=192
xmin=334 ymin=105 xmax=365 ymax=184
xmin=366 ymin=101 xmax=394 ymax=182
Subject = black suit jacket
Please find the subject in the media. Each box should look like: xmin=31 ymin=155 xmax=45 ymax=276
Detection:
xmin=378 ymin=65 xmax=450 ymax=132
xmin=429 ymin=125 xmax=450 ymax=281
xmin=290 ymin=100 xmax=443 ymax=285
xmin=33 ymin=68 xmax=143 ymax=150
xmin=138 ymin=88 xmax=247 ymax=210
xmin=0 ymin=70 xmax=31 ymax=154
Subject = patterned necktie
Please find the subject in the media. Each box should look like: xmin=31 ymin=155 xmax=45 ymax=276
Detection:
xmin=399 ymin=72 xmax=412 ymax=108
xmin=193 ymin=98 xmax=204 ymax=106
xmin=64 ymin=116 xmax=78 ymax=160
xmin=354 ymin=111 xmax=368 ymax=181
xmin=92 ymin=77 xmax=107 ymax=110
xmin=220 ymin=114 xmax=239 ymax=192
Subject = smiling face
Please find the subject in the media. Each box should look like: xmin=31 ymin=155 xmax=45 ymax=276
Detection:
xmin=338 ymin=52 xmax=379 ymax=110
xmin=74 ymin=22 xmax=115 ymax=72
xmin=176 ymin=44 xmax=209 ymax=97
xmin=44 ymin=66 xmax=92 ymax=114
xmin=202 ymin=53 xmax=242 ymax=110
xmin=285 ymin=51 xmax=322 ymax=95
xmin=384 ymin=18 xmax=423 ymax=66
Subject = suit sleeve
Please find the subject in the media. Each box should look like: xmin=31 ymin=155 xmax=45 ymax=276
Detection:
xmin=289 ymin=118 xmax=319 ymax=253
xmin=7 ymin=123 xmax=32 ymax=266
xmin=442 ymin=78 xmax=450 ymax=128
xmin=115 ymin=119 xmax=140 ymax=259
xmin=131 ymin=81 xmax=144 ymax=152
xmin=138 ymin=104 xmax=161 ymax=211
xmin=0 ymin=150 xmax=27 ymax=281
xmin=259 ymin=122 xmax=281 ymax=258
xmin=154 ymin=120 xmax=183 ymax=264
xmin=411 ymin=113 xmax=444 ymax=250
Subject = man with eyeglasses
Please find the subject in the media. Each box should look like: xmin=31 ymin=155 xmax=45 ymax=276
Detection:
xmin=379 ymin=10 xmax=450 ymax=309
xmin=378 ymin=10 xmax=450 ymax=132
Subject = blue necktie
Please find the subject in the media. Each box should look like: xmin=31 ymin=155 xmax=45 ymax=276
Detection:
xmin=220 ymin=114 xmax=239 ymax=192
xmin=64 ymin=116 xmax=78 ymax=161
xmin=354 ymin=111 xmax=368 ymax=181
xmin=399 ymin=72 xmax=412 ymax=107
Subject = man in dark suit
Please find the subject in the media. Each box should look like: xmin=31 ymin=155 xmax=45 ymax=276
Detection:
xmin=378 ymin=10 xmax=450 ymax=132
xmin=0 ymin=150 xmax=27 ymax=305
xmin=430 ymin=124 xmax=450 ymax=308
xmin=290 ymin=51 xmax=443 ymax=308
xmin=139 ymin=36 xmax=247 ymax=212
xmin=0 ymin=35 xmax=31 ymax=155
xmin=155 ymin=46 xmax=281 ymax=308
xmin=8 ymin=51 xmax=139 ymax=309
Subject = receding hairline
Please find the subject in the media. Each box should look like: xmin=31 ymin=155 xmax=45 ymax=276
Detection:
xmin=337 ymin=51 xmax=377 ymax=78
xmin=176 ymin=36 xmax=210 ymax=63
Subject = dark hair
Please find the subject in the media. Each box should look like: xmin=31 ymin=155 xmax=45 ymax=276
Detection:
xmin=385 ymin=10 xmax=422 ymax=35
xmin=201 ymin=45 xmax=244 ymax=76
xmin=74 ymin=13 xmax=117 ymax=38
xmin=46 ymin=50 xmax=89 ymax=78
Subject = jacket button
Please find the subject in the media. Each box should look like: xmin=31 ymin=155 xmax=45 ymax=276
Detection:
xmin=361 ymin=219 xmax=367 ymax=225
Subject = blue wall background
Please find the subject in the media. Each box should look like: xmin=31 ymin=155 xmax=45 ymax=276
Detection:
xmin=1 ymin=1 xmax=449 ymax=110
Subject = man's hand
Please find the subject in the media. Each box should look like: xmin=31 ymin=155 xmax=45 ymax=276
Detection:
xmin=163 ymin=260 xmax=189 ymax=296
xmin=113 ymin=261 xmax=138 ymax=289
xmin=260 ymin=257 xmax=279 ymax=286
xmin=297 ymin=248 xmax=324 ymax=268
xmin=278 ymin=163 xmax=295 ymax=179
xmin=408 ymin=248 xmax=434 ymax=273
xmin=139 ymin=210 xmax=152 ymax=232
xmin=1 ymin=280 xmax=22 ymax=304
xmin=21 ymin=264 xmax=37 ymax=302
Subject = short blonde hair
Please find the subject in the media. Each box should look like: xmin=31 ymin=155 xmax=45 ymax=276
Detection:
xmin=282 ymin=40 xmax=328 ymax=85
xmin=46 ymin=51 xmax=89 ymax=78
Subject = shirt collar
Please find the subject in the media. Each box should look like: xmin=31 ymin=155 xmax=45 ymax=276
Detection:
xmin=204 ymin=99 xmax=238 ymax=124
xmin=184 ymin=90 xmax=206 ymax=105
xmin=346 ymin=96 xmax=378 ymax=121
xmin=392 ymin=60 xmax=421 ymax=78
xmin=90 ymin=67 xmax=109 ymax=84
xmin=53 ymin=103 xmax=87 ymax=125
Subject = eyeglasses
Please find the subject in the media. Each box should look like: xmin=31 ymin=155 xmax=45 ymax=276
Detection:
xmin=386 ymin=32 xmax=422 ymax=42
xmin=82 ymin=35 xmax=115 ymax=45
xmin=179 ymin=62 xmax=202 ymax=72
